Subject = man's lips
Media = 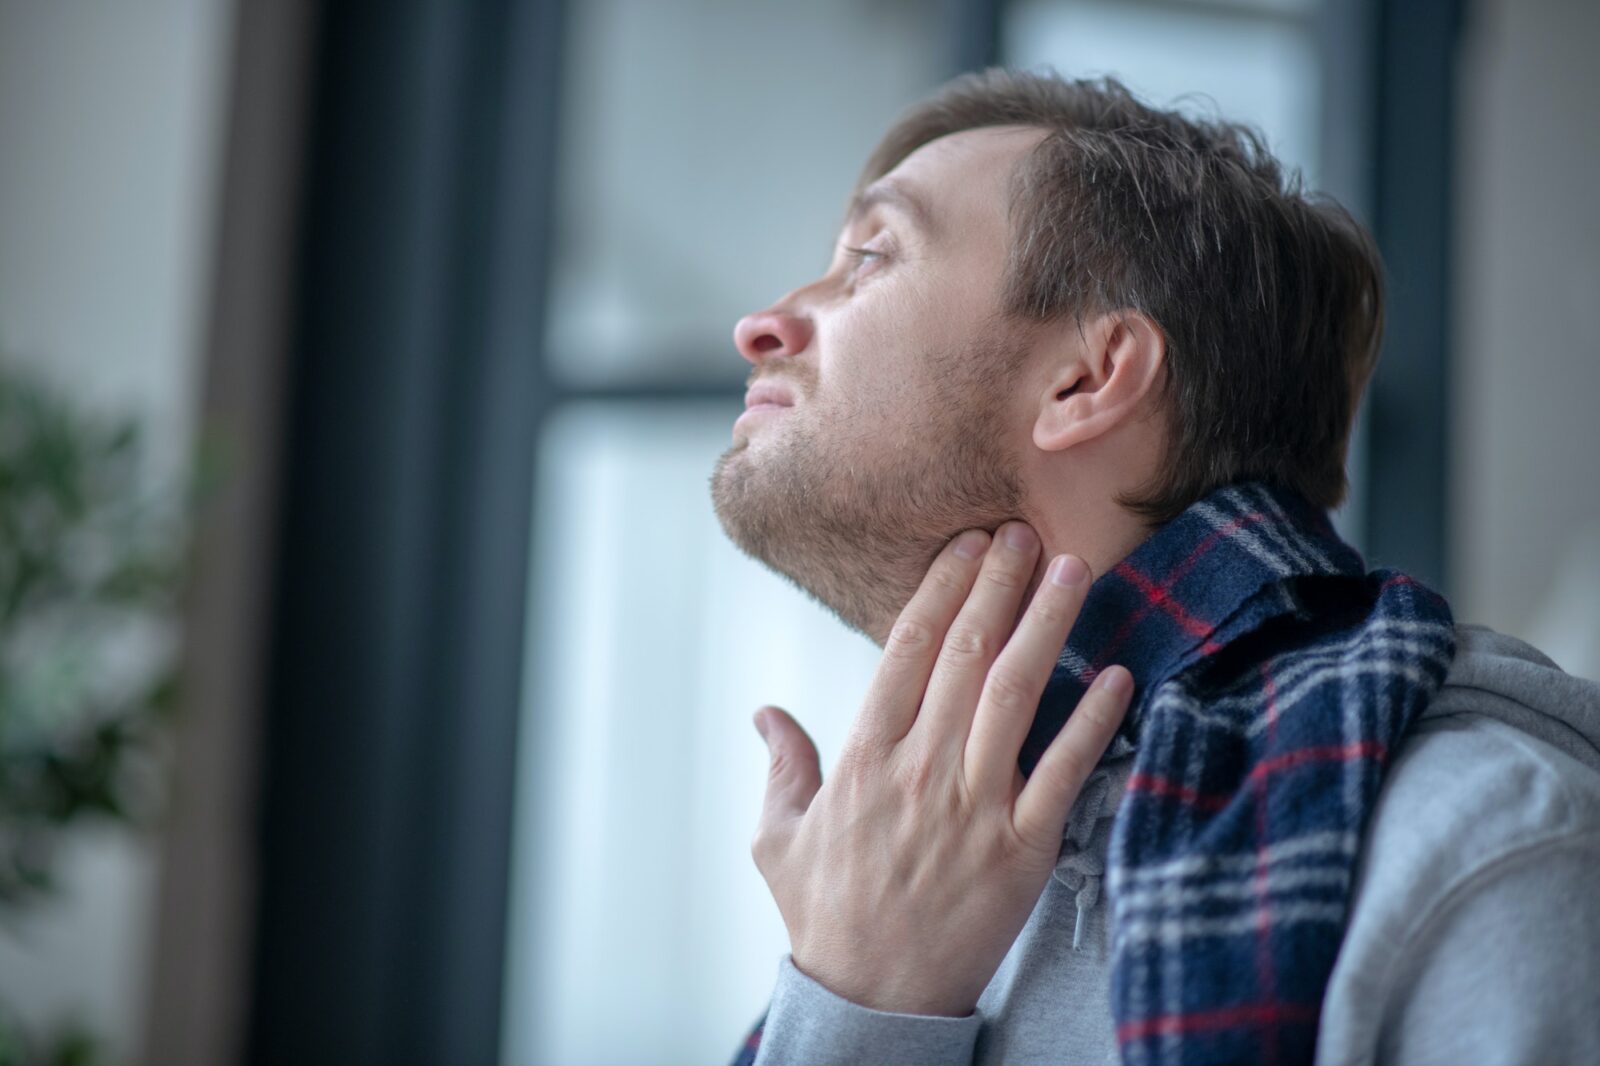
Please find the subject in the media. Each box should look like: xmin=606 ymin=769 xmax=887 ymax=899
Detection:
xmin=734 ymin=382 xmax=796 ymax=438
xmin=744 ymin=382 xmax=796 ymax=410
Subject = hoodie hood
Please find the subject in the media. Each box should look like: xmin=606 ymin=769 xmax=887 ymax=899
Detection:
xmin=1421 ymin=622 xmax=1600 ymax=774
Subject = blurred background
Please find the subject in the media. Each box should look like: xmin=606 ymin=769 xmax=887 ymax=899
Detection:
xmin=0 ymin=0 xmax=1595 ymax=1064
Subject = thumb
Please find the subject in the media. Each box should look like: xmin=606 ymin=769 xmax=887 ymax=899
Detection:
xmin=754 ymin=705 xmax=822 ymax=826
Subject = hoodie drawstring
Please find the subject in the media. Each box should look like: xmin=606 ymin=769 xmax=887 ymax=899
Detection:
xmin=1052 ymin=741 xmax=1134 ymax=951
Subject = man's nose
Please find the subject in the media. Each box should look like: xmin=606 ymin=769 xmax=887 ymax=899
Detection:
xmin=733 ymin=308 xmax=813 ymax=365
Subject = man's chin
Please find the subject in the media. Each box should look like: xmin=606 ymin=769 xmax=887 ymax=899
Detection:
xmin=708 ymin=447 xmax=767 ymax=560
xmin=711 ymin=434 xmax=765 ymax=494
xmin=713 ymin=469 xmax=852 ymax=629
xmin=708 ymin=426 xmax=1020 ymax=647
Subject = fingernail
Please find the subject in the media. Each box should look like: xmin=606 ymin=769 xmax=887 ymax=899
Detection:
xmin=953 ymin=530 xmax=987 ymax=560
xmin=1002 ymin=523 xmax=1036 ymax=551
xmin=1094 ymin=666 xmax=1130 ymax=697
xmin=753 ymin=709 xmax=769 ymax=739
xmin=1049 ymin=554 xmax=1089 ymax=586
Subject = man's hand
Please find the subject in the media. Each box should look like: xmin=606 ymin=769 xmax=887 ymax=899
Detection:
xmin=750 ymin=521 xmax=1134 ymax=1018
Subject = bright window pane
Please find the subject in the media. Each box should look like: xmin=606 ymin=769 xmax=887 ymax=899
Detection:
xmin=504 ymin=403 xmax=881 ymax=1065
xmin=1004 ymin=0 xmax=1323 ymax=188
xmin=544 ymin=0 xmax=947 ymax=388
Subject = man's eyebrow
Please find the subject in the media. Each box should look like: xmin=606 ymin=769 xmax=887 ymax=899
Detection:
xmin=844 ymin=178 xmax=938 ymax=238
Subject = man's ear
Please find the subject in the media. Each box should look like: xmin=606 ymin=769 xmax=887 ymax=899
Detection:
xmin=1032 ymin=311 xmax=1165 ymax=453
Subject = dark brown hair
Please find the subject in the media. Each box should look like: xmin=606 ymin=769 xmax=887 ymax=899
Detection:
xmin=860 ymin=69 xmax=1383 ymax=525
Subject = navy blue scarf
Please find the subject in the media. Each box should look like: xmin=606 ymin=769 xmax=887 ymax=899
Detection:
xmin=1029 ymin=481 xmax=1455 ymax=1064
xmin=733 ymin=480 xmax=1455 ymax=1064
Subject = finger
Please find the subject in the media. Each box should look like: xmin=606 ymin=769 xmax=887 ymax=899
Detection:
xmin=906 ymin=521 xmax=1041 ymax=752
xmin=852 ymin=529 xmax=991 ymax=746
xmin=1012 ymin=665 xmax=1134 ymax=849
xmin=754 ymin=705 xmax=823 ymax=833
xmin=964 ymin=553 xmax=1092 ymax=797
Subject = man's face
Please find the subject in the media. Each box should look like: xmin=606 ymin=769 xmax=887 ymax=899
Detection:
xmin=711 ymin=126 xmax=1049 ymax=643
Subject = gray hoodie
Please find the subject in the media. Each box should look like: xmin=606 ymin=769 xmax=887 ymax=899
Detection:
xmin=750 ymin=623 xmax=1600 ymax=1065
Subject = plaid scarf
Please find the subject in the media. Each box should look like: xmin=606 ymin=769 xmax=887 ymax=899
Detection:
xmin=732 ymin=480 xmax=1455 ymax=1065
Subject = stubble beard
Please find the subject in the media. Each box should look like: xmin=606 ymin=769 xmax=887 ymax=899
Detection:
xmin=710 ymin=337 xmax=1026 ymax=643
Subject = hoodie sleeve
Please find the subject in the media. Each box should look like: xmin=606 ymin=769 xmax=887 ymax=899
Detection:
xmin=745 ymin=955 xmax=982 ymax=1066
xmin=1371 ymin=828 xmax=1600 ymax=1065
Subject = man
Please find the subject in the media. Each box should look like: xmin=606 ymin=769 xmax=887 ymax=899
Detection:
xmin=711 ymin=70 xmax=1600 ymax=1065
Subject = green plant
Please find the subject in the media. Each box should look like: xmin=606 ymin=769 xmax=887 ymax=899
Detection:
xmin=0 ymin=361 xmax=187 ymax=1065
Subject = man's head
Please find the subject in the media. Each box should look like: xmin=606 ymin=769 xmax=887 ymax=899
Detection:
xmin=711 ymin=70 xmax=1383 ymax=643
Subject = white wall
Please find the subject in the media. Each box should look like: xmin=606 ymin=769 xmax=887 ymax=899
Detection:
xmin=1452 ymin=0 xmax=1600 ymax=680
xmin=0 ymin=0 xmax=233 ymax=1057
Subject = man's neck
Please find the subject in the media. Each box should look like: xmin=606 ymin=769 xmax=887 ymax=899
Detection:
xmin=857 ymin=481 xmax=1160 ymax=648
xmin=1021 ymin=491 xmax=1160 ymax=607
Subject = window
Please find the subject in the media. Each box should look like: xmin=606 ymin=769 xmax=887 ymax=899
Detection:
xmin=502 ymin=5 xmax=1361 ymax=1063
xmin=504 ymin=4 xmax=947 ymax=1063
